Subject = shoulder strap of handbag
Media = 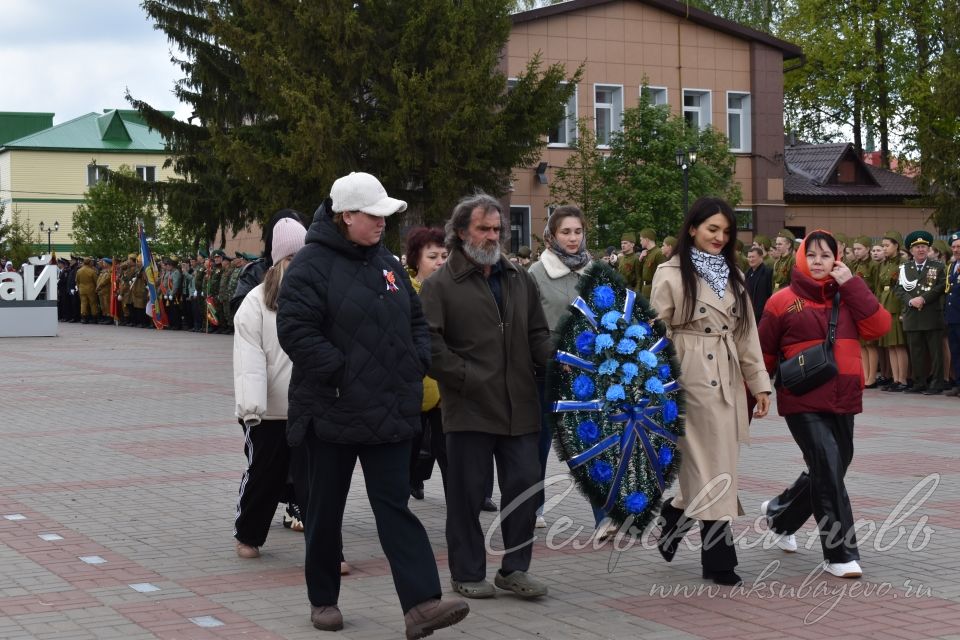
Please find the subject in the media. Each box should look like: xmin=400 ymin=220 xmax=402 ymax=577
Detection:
xmin=826 ymin=291 xmax=841 ymax=345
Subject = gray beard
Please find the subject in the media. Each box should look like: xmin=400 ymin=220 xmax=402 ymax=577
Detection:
xmin=462 ymin=240 xmax=501 ymax=266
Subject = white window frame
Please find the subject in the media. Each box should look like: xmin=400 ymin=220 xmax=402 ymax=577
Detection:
xmin=548 ymin=84 xmax=579 ymax=148
xmin=87 ymin=164 xmax=109 ymax=186
xmin=735 ymin=207 xmax=754 ymax=231
xmin=509 ymin=205 xmax=531 ymax=255
xmin=682 ymin=89 xmax=712 ymax=131
xmin=507 ymin=77 xmax=518 ymax=92
xmin=726 ymin=91 xmax=751 ymax=153
xmin=593 ymin=83 xmax=624 ymax=149
xmin=136 ymin=165 xmax=157 ymax=182
xmin=641 ymin=86 xmax=668 ymax=107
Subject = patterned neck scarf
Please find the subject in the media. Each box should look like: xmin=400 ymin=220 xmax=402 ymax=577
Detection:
xmin=543 ymin=225 xmax=592 ymax=271
xmin=690 ymin=247 xmax=730 ymax=299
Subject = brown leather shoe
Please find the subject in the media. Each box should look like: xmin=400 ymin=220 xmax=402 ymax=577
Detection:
xmin=235 ymin=541 xmax=260 ymax=558
xmin=311 ymin=605 xmax=343 ymax=631
xmin=404 ymin=598 xmax=469 ymax=640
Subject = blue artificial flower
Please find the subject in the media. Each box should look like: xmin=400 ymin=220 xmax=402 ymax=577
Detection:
xmin=598 ymin=358 xmax=619 ymax=375
xmin=625 ymin=491 xmax=649 ymax=514
xmin=657 ymin=363 xmax=672 ymax=380
xmin=574 ymin=330 xmax=596 ymax=355
xmin=624 ymin=323 xmax=651 ymax=339
xmin=605 ymin=384 xmax=626 ymax=401
xmin=661 ymin=399 xmax=679 ymax=423
xmin=616 ymin=338 xmax=637 ymax=355
xmin=620 ymin=362 xmax=639 ymax=384
xmin=637 ymin=350 xmax=658 ymax=368
xmin=572 ymin=374 xmax=595 ymax=400
xmin=645 ymin=377 xmax=665 ymax=395
xmin=592 ymin=285 xmax=615 ymax=310
xmin=594 ymin=333 xmax=614 ymax=354
xmin=600 ymin=310 xmax=622 ymax=330
xmin=589 ymin=460 xmax=613 ymax=484
xmin=658 ymin=445 xmax=674 ymax=468
xmin=577 ymin=420 xmax=600 ymax=444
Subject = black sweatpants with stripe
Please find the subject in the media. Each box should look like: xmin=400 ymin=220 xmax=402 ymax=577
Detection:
xmin=234 ymin=419 xmax=300 ymax=547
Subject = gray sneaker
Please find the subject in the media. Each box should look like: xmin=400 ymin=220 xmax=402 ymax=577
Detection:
xmin=494 ymin=570 xmax=548 ymax=598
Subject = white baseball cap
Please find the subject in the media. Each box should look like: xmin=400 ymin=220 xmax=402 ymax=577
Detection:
xmin=330 ymin=172 xmax=407 ymax=217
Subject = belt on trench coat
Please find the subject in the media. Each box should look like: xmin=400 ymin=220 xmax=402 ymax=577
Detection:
xmin=673 ymin=329 xmax=750 ymax=442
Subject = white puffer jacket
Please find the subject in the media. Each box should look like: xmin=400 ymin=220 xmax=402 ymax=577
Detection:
xmin=233 ymin=283 xmax=291 ymax=425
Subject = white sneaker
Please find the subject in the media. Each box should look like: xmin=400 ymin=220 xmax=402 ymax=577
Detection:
xmin=760 ymin=500 xmax=771 ymax=523
xmin=760 ymin=500 xmax=796 ymax=551
xmin=535 ymin=515 xmax=547 ymax=529
xmin=824 ymin=560 xmax=862 ymax=578
xmin=768 ymin=531 xmax=798 ymax=552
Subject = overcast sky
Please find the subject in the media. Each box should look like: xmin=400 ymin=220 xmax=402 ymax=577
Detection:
xmin=0 ymin=0 xmax=191 ymax=124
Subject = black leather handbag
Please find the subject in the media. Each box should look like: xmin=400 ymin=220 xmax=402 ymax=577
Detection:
xmin=776 ymin=292 xmax=841 ymax=395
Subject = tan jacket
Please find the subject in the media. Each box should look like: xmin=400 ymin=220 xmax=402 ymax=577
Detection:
xmin=650 ymin=257 xmax=770 ymax=521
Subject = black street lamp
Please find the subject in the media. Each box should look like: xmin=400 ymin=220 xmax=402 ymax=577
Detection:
xmin=675 ymin=147 xmax=698 ymax=216
xmin=39 ymin=220 xmax=59 ymax=254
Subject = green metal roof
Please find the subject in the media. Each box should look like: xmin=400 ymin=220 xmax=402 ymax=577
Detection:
xmin=0 ymin=112 xmax=55 ymax=146
xmin=0 ymin=110 xmax=168 ymax=154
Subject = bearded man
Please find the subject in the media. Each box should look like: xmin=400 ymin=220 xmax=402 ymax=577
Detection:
xmin=419 ymin=193 xmax=553 ymax=602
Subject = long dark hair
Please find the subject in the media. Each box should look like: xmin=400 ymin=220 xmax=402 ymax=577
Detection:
xmin=674 ymin=197 xmax=750 ymax=338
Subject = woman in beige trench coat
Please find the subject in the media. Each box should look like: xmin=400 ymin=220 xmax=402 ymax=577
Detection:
xmin=649 ymin=197 xmax=771 ymax=586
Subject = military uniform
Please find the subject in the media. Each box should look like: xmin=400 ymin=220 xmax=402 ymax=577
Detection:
xmin=945 ymin=231 xmax=960 ymax=395
xmin=131 ymin=261 xmax=149 ymax=327
xmin=160 ymin=260 xmax=182 ymax=330
xmin=895 ymin=231 xmax=946 ymax=393
xmin=96 ymin=259 xmax=113 ymax=323
xmin=617 ymin=232 xmax=642 ymax=292
xmin=193 ymin=254 xmax=208 ymax=331
xmin=640 ymin=246 xmax=666 ymax=299
xmin=180 ymin=263 xmax=195 ymax=330
xmin=771 ymin=229 xmax=796 ymax=292
xmin=206 ymin=252 xmax=225 ymax=331
xmin=76 ymin=259 xmax=99 ymax=323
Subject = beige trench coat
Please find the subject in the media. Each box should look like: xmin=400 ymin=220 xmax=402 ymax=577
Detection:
xmin=650 ymin=257 xmax=771 ymax=521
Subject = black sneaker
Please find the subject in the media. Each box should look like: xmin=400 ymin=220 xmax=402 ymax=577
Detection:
xmin=283 ymin=503 xmax=304 ymax=532
xmin=480 ymin=498 xmax=498 ymax=512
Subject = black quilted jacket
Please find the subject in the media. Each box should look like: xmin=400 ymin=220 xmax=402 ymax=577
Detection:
xmin=277 ymin=213 xmax=429 ymax=446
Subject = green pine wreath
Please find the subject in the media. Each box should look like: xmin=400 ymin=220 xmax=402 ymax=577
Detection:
xmin=546 ymin=260 xmax=685 ymax=532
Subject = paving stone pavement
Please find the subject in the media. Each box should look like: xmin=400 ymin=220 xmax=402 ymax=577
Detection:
xmin=1 ymin=323 xmax=959 ymax=639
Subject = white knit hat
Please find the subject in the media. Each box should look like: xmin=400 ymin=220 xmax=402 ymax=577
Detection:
xmin=271 ymin=218 xmax=306 ymax=262
xmin=330 ymin=172 xmax=407 ymax=217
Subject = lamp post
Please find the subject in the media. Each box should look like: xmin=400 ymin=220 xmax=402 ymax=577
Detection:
xmin=675 ymin=147 xmax=698 ymax=216
xmin=39 ymin=220 xmax=59 ymax=254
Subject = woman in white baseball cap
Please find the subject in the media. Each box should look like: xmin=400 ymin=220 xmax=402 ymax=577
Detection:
xmin=277 ymin=172 xmax=469 ymax=637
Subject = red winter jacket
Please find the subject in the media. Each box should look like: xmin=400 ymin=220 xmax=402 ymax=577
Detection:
xmin=758 ymin=267 xmax=891 ymax=416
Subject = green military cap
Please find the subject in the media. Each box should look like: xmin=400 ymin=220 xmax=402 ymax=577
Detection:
xmin=639 ymin=228 xmax=657 ymax=242
xmin=854 ymin=235 xmax=872 ymax=248
xmin=776 ymin=229 xmax=796 ymax=243
xmin=883 ymin=230 xmax=903 ymax=246
xmin=234 ymin=251 xmax=244 ymax=259
xmin=834 ymin=232 xmax=850 ymax=246
xmin=932 ymin=239 xmax=949 ymax=255
xmin=242 ymin=252 xmax=259 ymax=260
xmin=949 ymin=230 xmax=960 ymax=244
xmin=213 ymin=249 xmax=227 ymax=259
xmin=904 ymin=230 xmax=933 ymax=248
xmin=663 ymin=236 xmax=677 ymax=248
xmin=621 ymin=232 xmax=637 ymax=243
xmin=517 ymin=245 xmax=531 ymax=259
xmin=753 ymin=234 xmax=771 ymax=250
xmin=198 ymin=247 xmax=209 ymax=258
xmin=127 ymin=252 xmax=137 ymax=260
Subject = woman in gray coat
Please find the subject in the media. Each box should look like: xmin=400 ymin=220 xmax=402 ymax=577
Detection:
xmin=527 ymin=206 xmax=603 ymax=534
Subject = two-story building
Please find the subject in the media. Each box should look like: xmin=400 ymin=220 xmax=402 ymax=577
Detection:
xmin=504 ymin=0 xmax=802 ymax=252
xmin=0 ymin=110 xmax=175 ymax=255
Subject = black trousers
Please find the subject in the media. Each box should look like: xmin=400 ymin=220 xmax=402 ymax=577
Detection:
xmin=445 ymin=431 xmax=540 ymax=582
xmin=409 ymin=407 xmax=448 ymax=490
xmin=303 ymin=432 xmax=440 ymax=613
xmin=905 ymin=328 xmax=945 ymax=390
xmin=659 ymin=501 xmax=738 ymax=571
xmin=234 ymin=419 xmax=298 ymax=547
xmin=949 ymin=323 xmax=960 ymax=385
xmin=766 ymin=412 xmax=859 ymax=563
